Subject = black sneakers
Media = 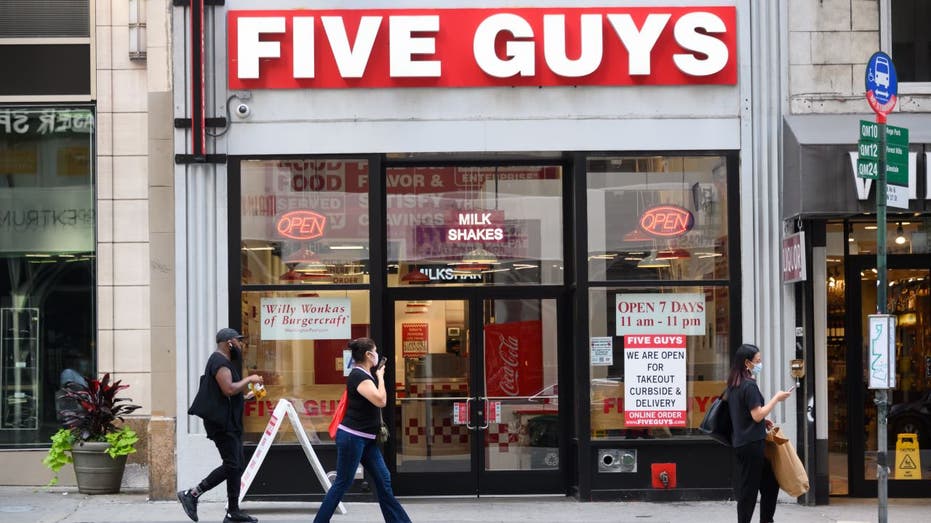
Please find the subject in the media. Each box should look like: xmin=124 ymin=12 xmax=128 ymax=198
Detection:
xmin=224 ymin=510 xmax=258 ymax=523
xmin=176 ymin=490 xmax=199 ymax=522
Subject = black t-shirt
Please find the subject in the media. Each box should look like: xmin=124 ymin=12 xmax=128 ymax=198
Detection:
xmin=203 ymin=351 xmax=244 ymax=437
xmin=341 ymin=367 xmax=380 ymax=435
xmin=728 ymin=378 xmax=766 ymax=447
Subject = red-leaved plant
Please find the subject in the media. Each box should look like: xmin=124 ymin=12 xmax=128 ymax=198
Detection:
xmin=58 ymin=373 xmax=142 ymax=442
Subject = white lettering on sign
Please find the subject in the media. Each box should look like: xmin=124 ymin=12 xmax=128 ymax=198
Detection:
xmin=446 ymin=211 xmax=505 ymax=242
xmin=616 ymin=293 xmax=705 ymax=335
xmin=0 ymin=109 xmax=95 ymax=135
xmin=782 ymin=231 xmax=806 ymax=284
xmin=623 ymin=335 xmax=687 ymax=427
xmin=228 ymin=7 xmax=737 ymax=89
xmin=848 ymin=151 xmax=920 ymax=201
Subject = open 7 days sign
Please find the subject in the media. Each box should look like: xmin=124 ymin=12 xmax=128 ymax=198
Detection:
xmin=228 ymin=6 xmax=737 ymax=89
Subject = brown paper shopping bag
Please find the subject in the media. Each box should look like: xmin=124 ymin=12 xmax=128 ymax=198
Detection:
xmin=764 ymin=427 xmax=810 ymax=497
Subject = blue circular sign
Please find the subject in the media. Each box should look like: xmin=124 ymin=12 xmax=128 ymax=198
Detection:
xmin=865 ymin=51 xmax=897 ymax=106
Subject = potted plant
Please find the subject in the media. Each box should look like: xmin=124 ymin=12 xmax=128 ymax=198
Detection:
xmin=43 ymin=373 xmax=141 ymax=493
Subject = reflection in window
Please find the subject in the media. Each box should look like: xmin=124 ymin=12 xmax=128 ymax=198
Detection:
xmin=387 ymin=165 xmax=564 ymax=286
xmin=586 ymin=156 xmax=728 ymax=282
xmin=240 ymin=159 xmax=370 ymax=286
xmin=239 ymin=290 xmax=370 ymax=444
xmin=0 ymin=107 xmax=96 ymax=447
xmin=588 ymin=287 xmax=730 ymax=440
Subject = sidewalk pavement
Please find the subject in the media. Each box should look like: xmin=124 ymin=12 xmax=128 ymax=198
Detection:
xmin=1 ymin=487 xmax=928 ymax=523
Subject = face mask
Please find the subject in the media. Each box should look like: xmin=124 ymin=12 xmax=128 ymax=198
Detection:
xmin=751 ymin=362 xmax=763 ymax=375
xmin=229 ymin=342 xmax=241 ymax=360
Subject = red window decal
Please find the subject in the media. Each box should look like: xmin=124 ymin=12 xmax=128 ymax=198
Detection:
xmin=276 ymin=210 xmax=327 ymax=240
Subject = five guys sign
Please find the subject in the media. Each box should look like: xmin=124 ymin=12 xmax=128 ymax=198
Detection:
xmin=228 ymin=7 xmax=737 ymax=89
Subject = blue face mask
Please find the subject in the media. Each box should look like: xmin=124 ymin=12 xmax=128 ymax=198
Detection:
xmin=751 ymin=362 xmax=763 ymax=375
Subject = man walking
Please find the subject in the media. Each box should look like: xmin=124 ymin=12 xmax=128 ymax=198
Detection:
xmin=178 ymin=328 xmax=264 ymax=523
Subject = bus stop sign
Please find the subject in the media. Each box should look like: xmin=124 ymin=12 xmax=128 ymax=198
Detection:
xmin=866 ymin=51 xmax=898 ymax=117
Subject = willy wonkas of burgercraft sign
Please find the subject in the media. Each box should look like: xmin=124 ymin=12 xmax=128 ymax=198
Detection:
xmin=228 ymin=7 xmax=737 ymax=89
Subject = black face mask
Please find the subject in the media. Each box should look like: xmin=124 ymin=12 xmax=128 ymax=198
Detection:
xmin=229 ymin=342 xmax=241 ymax=360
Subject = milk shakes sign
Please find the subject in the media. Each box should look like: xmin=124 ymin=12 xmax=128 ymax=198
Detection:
xmin=261 ymin=297 xmax=351 ymax=340
xmin=228 ymin=7 xmax=737 ymax=89
xmin=624 ymin=335 xmax=687 ymax=427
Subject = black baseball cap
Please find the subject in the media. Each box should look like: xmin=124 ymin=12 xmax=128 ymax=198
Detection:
xmin=216 ymin=328 xmax=244 ymax=343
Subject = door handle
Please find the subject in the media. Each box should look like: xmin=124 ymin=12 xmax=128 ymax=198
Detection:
xmin=478 ymin=398 xmax=489 ymax=430
xmin=465 ymin=397 xmax=476 ymax=430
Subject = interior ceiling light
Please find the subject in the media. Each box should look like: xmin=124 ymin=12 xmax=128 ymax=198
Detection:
xmin=637 ymin=251 xmax=671 ymax=269
xmin=895 ymin=223 xmax=907 ymax=245
xmin=405 ymin=301 xmax=431 ymax=314
xmin=655 ymin=248 xmax=691 ymax=260
xmin=401 ymin=267 xmax=431 ymax=283
xmin=451 ymin=246 xmax=498 ymax=272
xmin=461 ymin=246 xmax=498 ymax=264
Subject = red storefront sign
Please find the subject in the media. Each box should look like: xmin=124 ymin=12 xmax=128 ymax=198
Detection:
xmin=228 ymin=6 xmax=737 ymax=89
xmin=484 ymin=320 xmax=543 ymax=397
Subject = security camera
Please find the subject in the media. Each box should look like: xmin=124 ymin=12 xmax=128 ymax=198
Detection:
xmin=234 ymin=103 xmax=251 ymax=118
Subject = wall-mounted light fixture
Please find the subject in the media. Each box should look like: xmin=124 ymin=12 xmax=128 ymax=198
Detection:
xmin=895 ymin=223 xmax=908 ymax=245
xmin=129 ymin=0 xmax=147 ymax=61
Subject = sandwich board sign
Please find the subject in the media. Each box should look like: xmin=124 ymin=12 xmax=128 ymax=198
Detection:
xmin=239 ymin=398 xmax=348 ymax=514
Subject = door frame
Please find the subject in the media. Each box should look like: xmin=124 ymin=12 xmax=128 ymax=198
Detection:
xmin=845 ymin=254 xmax=931 ymax=497
xmin=386 ymin=287 xmax=572 ymax=496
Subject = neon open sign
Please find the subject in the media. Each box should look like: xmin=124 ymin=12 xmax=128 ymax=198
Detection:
xmin=276 ymin=210 xmax=327 ymax=240
xmin=638 ymin=205 xmax=694 ymax=238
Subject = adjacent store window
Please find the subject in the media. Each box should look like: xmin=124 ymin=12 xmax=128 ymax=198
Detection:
xmin=0 ymin=107 xmax=96 ymax=447
xmin=888 ymin=0 xmax=931 ymax=83
xmin=239 ymin=158 xmax=370 ymax=443
xmin=387 ymin=165 xmax=563 ymax=286
xmin=586 ymin=155 xmax=733 ymax=439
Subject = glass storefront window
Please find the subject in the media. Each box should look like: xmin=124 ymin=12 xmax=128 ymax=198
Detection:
xmin=847 ymin=219 xmax=929 ymax=255
xmin=387 ymin=165 xmax=564 ymax=286
xmin=0 ymin=107 xmax=96 ymax=447
xmin=240 ymin=159 xmax=370 ymax=285
xmin=239 ymin=289 xmax=370 ymax=444
xmin=586 ymin=156 xmax=729 ymax=281
xmin=588 ymin=287 xmax=730 ymax=439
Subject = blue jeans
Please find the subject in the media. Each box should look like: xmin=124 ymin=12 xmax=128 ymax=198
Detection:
xmin=314 ymin=429 xmax=412 ymax=523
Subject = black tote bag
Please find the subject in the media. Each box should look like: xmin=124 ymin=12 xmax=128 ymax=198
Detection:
xmin=188 ymin=373 xmax=228 ymax=426
xmin=698 ymin=390 xmax=732 ymax=447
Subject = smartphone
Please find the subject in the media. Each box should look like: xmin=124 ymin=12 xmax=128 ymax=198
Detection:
xmin=375 ymin=356 xmax=387 ymax=370
xmin=787 ymin=384 xmax=797 ymax=393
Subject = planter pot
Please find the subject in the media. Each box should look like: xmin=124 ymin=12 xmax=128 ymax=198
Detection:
xmin=71 ymin=441 xmax=127 ymax=494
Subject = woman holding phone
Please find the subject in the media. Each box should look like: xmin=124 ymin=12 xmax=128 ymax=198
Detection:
xmin=314 ymin=337 xmax=411 ymax=523
xmin=727 ymin=343 xmax=793 ymax=523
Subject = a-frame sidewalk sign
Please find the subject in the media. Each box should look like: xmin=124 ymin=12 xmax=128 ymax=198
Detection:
xmin=239 ymin=398 xmax=347 ymax=515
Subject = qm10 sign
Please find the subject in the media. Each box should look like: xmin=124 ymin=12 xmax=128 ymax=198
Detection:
xmin=228 ymin=7 xmax=737 ymax=89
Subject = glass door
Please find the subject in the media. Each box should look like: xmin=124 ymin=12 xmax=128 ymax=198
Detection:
xmin=478 ymin=298 xmax=562 ymax=493
xmin=847 ymin=256 xmax=931 ymax=496
xmin=391 ymin=297 xmax=564 ymax=496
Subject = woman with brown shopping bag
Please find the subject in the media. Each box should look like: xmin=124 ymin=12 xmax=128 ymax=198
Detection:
xmin=727 ymin=344 xmax=793 ymax=523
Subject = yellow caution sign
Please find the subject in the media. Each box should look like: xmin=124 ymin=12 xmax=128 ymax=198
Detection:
xmin=895 ymin=433 xmax=922 ymax=480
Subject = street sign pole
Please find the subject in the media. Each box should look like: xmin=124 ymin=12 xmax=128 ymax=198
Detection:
xmin=875 ymin=118 xmax=889 ymax=523
xmin=865 ymin=50 xmax=897 ymax=523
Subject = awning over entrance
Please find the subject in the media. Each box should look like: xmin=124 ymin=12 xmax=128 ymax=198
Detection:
xmin=783 ymin=113 xmax=931 ymax=219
